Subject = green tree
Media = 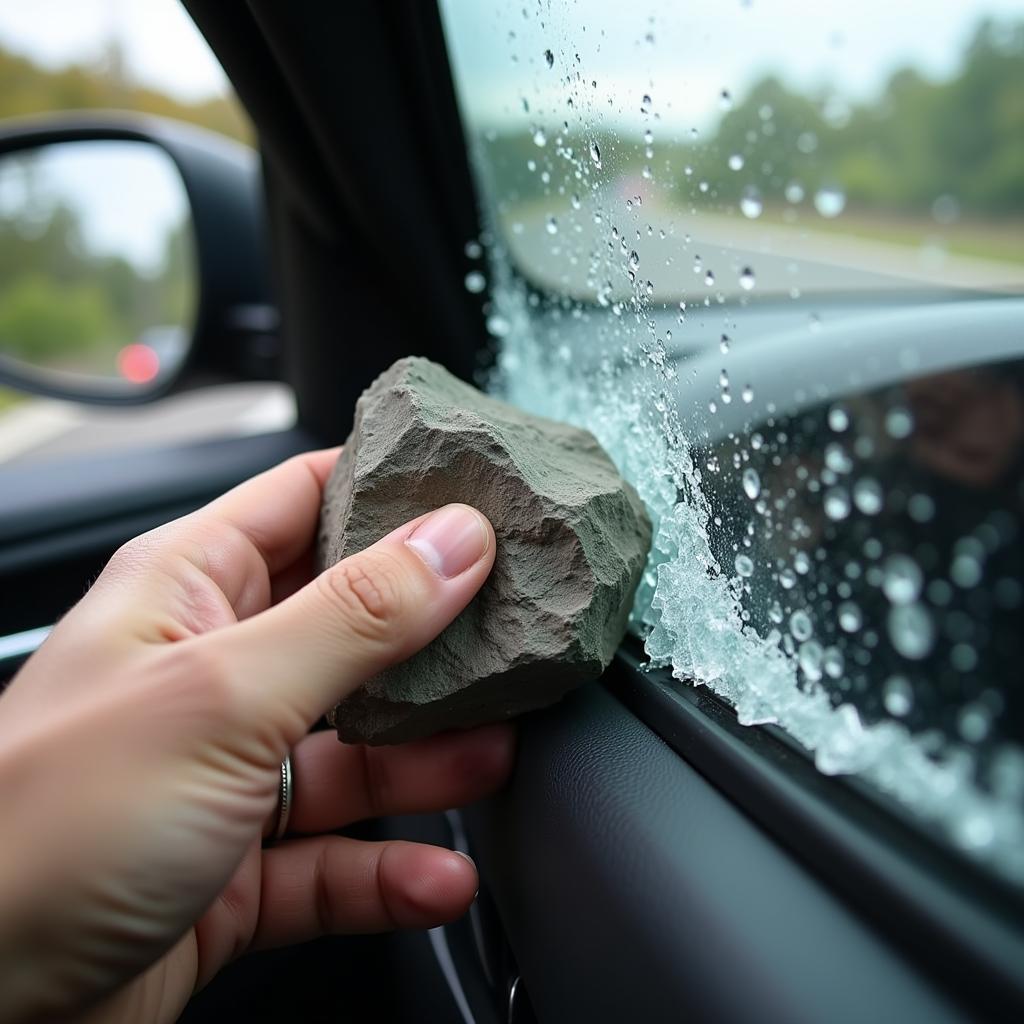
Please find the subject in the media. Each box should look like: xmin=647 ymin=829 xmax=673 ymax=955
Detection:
xmin=0 ymin=44 xmax=250 ymax=142
xmin=0 ymin=273 xmax=120 ymax=365
xmin=693 ymin=16 xmax=1024 ymax=217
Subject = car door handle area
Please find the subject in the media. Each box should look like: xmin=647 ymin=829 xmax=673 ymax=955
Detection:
xmin=464 ymin=679 xmax=968 ymax=1024
xmin=0 ymin=427 xmax=322 ymax=634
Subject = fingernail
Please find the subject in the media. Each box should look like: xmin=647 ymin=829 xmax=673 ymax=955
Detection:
xmin=406 ymin=504 xmax=490 ymax=579
xmin=452 ymin=850 xmax=479 ymax=898
xmin=453 ymin=849 xmax=476 ymax=871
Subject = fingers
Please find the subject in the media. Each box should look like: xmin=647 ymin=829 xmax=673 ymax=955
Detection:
xmin=204 ymin=503 xmax=496 ymax=746
xmin=288 ymin=724 xmax=516 ymax=834
xmin=95 ymin=447 xmax=341 ymax=623
xmin=200 ymin=447 xmax=341 ymax=579
xmin=249 ymin=837 xmax=477 ymax=951
xmin=268 ymin=547 xmax=318 ymax=606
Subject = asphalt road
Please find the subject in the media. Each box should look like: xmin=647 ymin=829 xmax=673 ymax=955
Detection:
xmin=501 ymin=193 xmax=1024 ymax=301
xmin=0 ymin=382 xmax=296 ymax=466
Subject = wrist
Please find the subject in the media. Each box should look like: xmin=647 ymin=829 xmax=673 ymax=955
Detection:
xmin=0 ymin=819 xmax=41 ymax=1021
xmin=0 ymin=733 xmax=66 ymax=1023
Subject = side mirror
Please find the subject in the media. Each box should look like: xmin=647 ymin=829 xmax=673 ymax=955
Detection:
xmin=0 ymin=113 xmax=277 ymax=404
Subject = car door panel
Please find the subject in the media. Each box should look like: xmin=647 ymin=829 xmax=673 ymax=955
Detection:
xmin=466 ymin=677 xmax=966 ymax=1024
xmin=0 ymin=428 xmax=319 ymax=644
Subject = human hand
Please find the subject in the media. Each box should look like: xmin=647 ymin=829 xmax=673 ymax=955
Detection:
xmin=0 ymin=448 xmax=512 ymax=1023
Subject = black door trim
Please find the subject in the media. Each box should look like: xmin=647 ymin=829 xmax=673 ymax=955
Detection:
xmin=610 ymin=648 xmax=1024 ymax=1015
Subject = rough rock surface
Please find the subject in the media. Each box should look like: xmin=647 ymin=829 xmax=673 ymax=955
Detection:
xmin=318 ymin=357 xmax=651 ymax=744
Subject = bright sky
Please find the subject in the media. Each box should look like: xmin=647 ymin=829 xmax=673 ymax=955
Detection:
xmin=440 ymin=0 xmax=1024 ymax=136
xmin=0 ymin=141 xmax=190 ymax=271
xmin=3 ymin=0 xmax=1021 ymax=124
xmin=0 ymin=0 xmax=229 ymax=102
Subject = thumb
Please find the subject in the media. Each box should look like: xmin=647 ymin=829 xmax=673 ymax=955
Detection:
xmin=201 ymin=503 xmax=495 ymax=745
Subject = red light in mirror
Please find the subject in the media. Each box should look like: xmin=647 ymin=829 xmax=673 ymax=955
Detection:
xmin=117 ymin=343 xmax=160 ymax=384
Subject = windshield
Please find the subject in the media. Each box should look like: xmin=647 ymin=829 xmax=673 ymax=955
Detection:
xmin=440 ymin=0 xmax=1024 ymax=888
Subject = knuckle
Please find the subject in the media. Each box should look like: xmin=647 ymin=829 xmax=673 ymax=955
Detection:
xmin=312 ymin=843 xmax=337 ymax=935
xmin=102 ymin=527 xmax=182 ymax=588
xmin=317 ymin=551 xmax=407 ymax=644
xmin=104 ymin=533 xmax=155 ymax=576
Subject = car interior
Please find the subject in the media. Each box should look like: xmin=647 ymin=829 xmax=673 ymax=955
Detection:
xmin=0 ymin=2 xmax=1022 ymax=1021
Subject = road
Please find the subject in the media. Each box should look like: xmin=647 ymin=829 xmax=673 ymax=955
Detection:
xmin=500 ymin=191 xmax=1024 ymax=301
xmin=0 ymin=382 xmax=296 ymax=466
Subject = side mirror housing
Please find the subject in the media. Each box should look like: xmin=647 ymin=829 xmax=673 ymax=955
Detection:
xmin=0 ymin=112 xmax=277 ymax=404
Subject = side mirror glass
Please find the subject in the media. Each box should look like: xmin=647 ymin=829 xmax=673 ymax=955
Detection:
xmin=0 ymin=139 xmax=196 ymax=398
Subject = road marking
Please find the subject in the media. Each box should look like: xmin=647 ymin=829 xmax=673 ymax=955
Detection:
xmin=0 ymin=400 xmax=82 ymax=463
xmin=234 ymin=386 xmax=297 ymax=435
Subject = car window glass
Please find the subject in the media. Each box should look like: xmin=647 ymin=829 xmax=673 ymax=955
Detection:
xmin=0 ymin=0 xmax=293 ymax=466
xmin=439 ymin=0 xmax=1024 ymax=886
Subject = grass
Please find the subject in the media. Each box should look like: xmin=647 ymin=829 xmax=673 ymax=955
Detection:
xmin=0 ymin=387 xmax=27 ymax=414
xmin=756 ymin=206 xmax=1024 ymax=266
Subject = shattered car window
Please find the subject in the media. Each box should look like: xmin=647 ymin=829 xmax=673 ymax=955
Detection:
xmin=439 ymin=0 xmax=1024 ymax=886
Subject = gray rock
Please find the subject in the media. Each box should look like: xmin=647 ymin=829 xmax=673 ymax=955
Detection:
xmin=317 ymin=357 xmax=651 ymax=744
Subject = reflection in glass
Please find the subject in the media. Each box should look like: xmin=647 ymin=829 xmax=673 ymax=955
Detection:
xmin=704 ymin=363 xmax=1024 ymax=751
xmin=0 ymin=140 xmax=196 ymax=392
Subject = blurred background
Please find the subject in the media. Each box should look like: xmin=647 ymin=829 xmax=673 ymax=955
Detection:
xmin=444 ymin=2 xmax=1024 ymax=300
xmin=1 ymin=1 xmax=1022 ymax=460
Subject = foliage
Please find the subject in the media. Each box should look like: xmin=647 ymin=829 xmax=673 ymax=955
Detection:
xmin=684 ymin=17 xmax=1024 ymax=214
xmin=482 ymin=17 xmax=1024 ymax=220
xmin=0 ymin=42 xmax=250 ymax=141
xmin=0 ymin=272 xmax=118 ymax=362
xmin=0 ymin=42 xmax=213 ymax=374
xmin=0 ymin=198 xmax=193 ymax=369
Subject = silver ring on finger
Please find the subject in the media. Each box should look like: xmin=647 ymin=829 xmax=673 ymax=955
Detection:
xmin=271 ymin=754 xmax=293 ymax=842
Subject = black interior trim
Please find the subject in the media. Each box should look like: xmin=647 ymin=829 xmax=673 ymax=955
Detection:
xmin=184 ymin=0 xmax=490 ymax=441
xmin=0 ymin=428 xmax=318 ymax=551
xmin=0 ymin=503 xmax=204 ymax=577
xmin=3 ymin=1 xmax=1016 ymax=1019
xmin=0 ymin=113 xmax=275 ymax=401
xmin=467 ymin=682 xmax=969 ymax=1024
xmin=610 ymin=648 xmax=1024 ymax=1017
xmin=0 ymin=429 xmax=319 ymax=634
